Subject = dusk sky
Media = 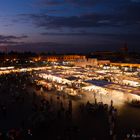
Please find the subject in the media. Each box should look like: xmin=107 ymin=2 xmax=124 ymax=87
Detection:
xmin=0 ymin=0 xmax=140 ymax=53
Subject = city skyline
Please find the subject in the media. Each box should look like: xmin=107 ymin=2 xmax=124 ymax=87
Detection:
xmin=0 ymin=0 xmax=140 ymax=53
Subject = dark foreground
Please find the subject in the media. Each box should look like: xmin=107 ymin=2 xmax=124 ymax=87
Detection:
xmin=0 ymin=72 xmax=139 ymax=140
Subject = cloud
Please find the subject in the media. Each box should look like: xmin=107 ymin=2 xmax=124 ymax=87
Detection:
xmin=41 ymin=32 xmax=95 ymax=36
xmin=20 ymin=13 xmax=110 ymax=29
xmin=17 ymin=0 xmax=140 ymax=31
xmin=20 ymin=10 xmax=140 ymax=30
xmin=0 ymin=35 xmax=28 ymax=40
xmin=123 ymin=3 xmax=140 ymax=20
xmin=7 ymin=40 xmax=140 ymax=53
xmin=5 ymin=41 xmax=101 ymax=53
xmin=38 ymin=0 xmax=140 ymax=8
xmin=0 ymin=35 xmax=28 ymax=45
xmin=131 ymin=0 xmax=140 ymax=3
xmin=49 ymin=32 xmax=140 ymax=41
xmin=40 ymin=0 xmax=65 ymax=6
xmin=39 ymin=0 xmax=98 ymax=6
xmin=97 ymin=33 xmax=140 ymax=43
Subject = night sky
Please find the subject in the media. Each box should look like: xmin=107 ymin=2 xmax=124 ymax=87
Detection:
xmin=0 ymin=0 xmax=140 ymax=53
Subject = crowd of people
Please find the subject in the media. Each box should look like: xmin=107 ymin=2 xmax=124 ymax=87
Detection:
xmin=0 ymin=72 xmax=139 ymax=140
